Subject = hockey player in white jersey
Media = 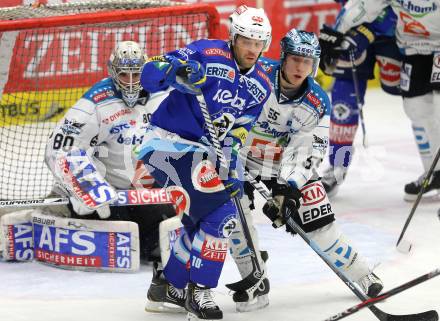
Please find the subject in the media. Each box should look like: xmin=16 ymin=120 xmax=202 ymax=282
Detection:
xmin=227 ymin=28 xmax=384 ymax=312
xmin=44 ymin=41 xmax=176 ymax=261
xmin=330 ymin=0 xmax=440 ymax=200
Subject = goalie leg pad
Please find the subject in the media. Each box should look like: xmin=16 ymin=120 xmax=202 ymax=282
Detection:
xmin=32 ymin=212 xmax=139 ymax=272
xmin=308 ymin=221 xmax=370 ymax=282
xmin=0 ymin=210 xmax=34 ymax=261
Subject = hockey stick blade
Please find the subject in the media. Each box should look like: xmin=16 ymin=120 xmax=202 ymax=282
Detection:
xmin=324 ymin=268 xmax=440 ymax=321
xmin=225 ymin=268 xmax=264 ymax=292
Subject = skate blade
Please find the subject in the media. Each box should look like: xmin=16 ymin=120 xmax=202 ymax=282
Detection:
xmin=187 ymin=312 xmax=220 ymax=321
xmin=404 ymin=190 xmax=440 ymax=202
xmin=236 ymin=294 xmax=269 ymax=312
xmin=145 ymin=300 xmax=186 ymax=313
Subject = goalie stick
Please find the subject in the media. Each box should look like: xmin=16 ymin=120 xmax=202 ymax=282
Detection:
xmin=194 ymin=92 xmax=266 ymax=293
xmin=0 ymin=188 xmax=172 ymax=208
xmin=247 ymin=176 xmax=439 ymax=321
xmin=396 ymin=146 xmax=440 ymax=253
xmin=323 ymin=268 xmax=440 ymax=321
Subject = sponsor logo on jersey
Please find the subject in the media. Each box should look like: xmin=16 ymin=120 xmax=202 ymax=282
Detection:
xmin=33 ymin=223 xmax=133 ymax=269
xmin=192 ymin=160 xmax=224 ymax=193
xmin=203 ymin=48 xmax=232 ymax=59
xmin=329 ymin=122 xmax=357 ymax=144
xmin=241 ymin=75 xmax=268 ymax=103
xmin=213 ymin=89 xmax=246 ymax=109
xmin=92 ymin=89 xmax=115 ymax=103
xmin=116 ymin=133 xmax=144 ymax=145
xmin=300 ymin=182 xmax=326 ymax=206
xmin=60 ymin=119 xmax=85 ymax=135
xmin=396 ymin=0 xmax=437 ymax=17
xmin=377 ymin=56 xmax=401 ymax=87
xmin=6 ymin=223 xmax=33 ymax=261
xmin=257 ymin=69 xmax=271 ymax=86
xmin=249 ymin=137 xmax=283 ymax=162
xmin=201 ymin=234 xmax=228 ymax=262
xmin=115 ymin=189 xmax=171 ymax=206
xmin=102 ymin=108 xmax=132 ymax=124
xmin=206 ymin=63 xmax=236 ymax=83
xmin=166 ymin=186 xmax=190 ymax=216
xmin=400 ymin=11 xmax=430 ymax=37
xmin=109 ymin=122 xmax=131 ymax=134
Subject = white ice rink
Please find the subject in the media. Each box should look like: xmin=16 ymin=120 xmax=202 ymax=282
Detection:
xmin=1 ymin=89 xmax=440 ymax=321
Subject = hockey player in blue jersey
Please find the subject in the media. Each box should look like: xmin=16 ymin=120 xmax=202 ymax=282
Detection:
xmin=318 ymin=1 xmax=402 ymax=197
xmin=136 ymin=5 xmax=272 ymax=320
xmin=227 ymin=28 xmax=383 ymax=312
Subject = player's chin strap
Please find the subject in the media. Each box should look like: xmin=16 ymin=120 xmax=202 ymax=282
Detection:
xmin=246 ymin=171 xmax=439 ymax=321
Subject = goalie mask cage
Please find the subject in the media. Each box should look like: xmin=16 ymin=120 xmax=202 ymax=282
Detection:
xmin=0 ymin=0 xmax=220 ymax=201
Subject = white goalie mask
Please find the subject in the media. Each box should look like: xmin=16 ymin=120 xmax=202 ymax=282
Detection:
xmin=108 ymin=41 xmax=147 ymax=107
xmin=229 ymin=5 xmax=272 ymax=52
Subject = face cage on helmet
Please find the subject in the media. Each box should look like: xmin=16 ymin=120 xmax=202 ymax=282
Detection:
xmin=110 ymin=64 xmax=143 ymax=107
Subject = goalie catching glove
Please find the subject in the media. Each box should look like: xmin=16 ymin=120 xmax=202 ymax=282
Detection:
xmin=262 ymin=182 xmax=303 ymax=235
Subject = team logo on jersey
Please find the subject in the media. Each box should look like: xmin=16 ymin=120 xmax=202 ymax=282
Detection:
xmin=60 ymin=119 xmax=85 ymax=135
xmin=219 ymin=214 xmax=238 ymax=238
xmin=206 ymin=63 xmax=235 ymax=83
xmin=166 ymin=186 xmax=190 ymax=216
xmin=332 ymin=102 xmax=351 ymax=122
xmin=191 ymin=160 xmax=224 ymax=193
xmin=212 ymin=113 xmax=235 ymax=141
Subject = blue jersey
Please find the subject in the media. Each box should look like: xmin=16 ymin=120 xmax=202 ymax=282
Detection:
xmin=140 ymin=39 xmax=272 ymax=146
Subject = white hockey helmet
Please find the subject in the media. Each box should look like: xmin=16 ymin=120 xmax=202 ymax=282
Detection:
xmin=229 ymin=5 xmax=272 ymax=52
xmin=108 ymin=41 xmax=147 ymax=107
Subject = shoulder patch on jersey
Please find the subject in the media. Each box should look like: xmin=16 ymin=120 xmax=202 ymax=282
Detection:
xmin=257 ymin=69 xmax=271 ymax=87
xmin=92 ymin=89 xmax=116 ymax=103
xmin=203 ymin=48 xmax=232 ymax=60
xmin=60 ymin=119 xmax=86 ymax=135
xmin=306 ymin=92 xmax=325 ymax=117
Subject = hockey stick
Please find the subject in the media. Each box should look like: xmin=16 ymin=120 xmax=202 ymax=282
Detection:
xmin=195 ymin=92 xmax=266 ymax=291
xmin=323 ymin=268 xmax=440 ymax=321
xmin=396 ymin=146 xmax=440 ymax=253
xmin=0 ymin=188 xmax=172 ymax=208
xmin=349 ymin=49 xmax=368 ymax=148
xmin=248 ymin=177 xmax=438 ymax=321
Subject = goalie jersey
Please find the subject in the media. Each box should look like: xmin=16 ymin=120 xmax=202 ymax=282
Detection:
xmin=244 ymin=58 xmax=331 ymax=188
xmin=45 ymin=77 xmax=167 ymax=190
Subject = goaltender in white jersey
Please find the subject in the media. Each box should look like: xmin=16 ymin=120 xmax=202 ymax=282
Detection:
xmin=227 ymin=28 xmax=384 ymax=312
xmin=44 ymin=41 xmax=175 ymax=262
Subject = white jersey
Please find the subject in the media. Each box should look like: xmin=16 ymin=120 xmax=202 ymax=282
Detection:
xmin=244 ymin=61 xmax=331 ymax=189
xmin=335 ymin=0 xmax=440 ymax=55
xmin=45 ymin=77 xmax=167 ymax=190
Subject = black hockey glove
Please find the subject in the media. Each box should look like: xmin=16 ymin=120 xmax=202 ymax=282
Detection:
xmin=318 ymin=25 xmax=344 ymax=75
xmin=262 ymin=183 xmax=302 ymax=235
